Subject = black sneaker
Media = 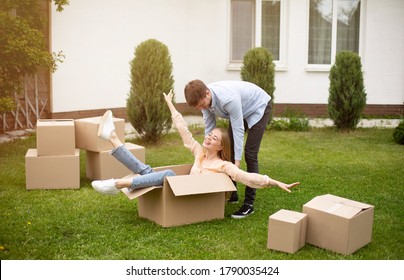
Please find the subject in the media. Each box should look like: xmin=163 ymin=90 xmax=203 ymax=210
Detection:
xmin=227 ymin=192 xmax=239 ymax=204
xmin=231 ymin=204 xmax=254 ymax=219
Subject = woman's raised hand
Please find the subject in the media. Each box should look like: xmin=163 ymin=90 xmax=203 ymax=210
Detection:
xmin=163 ymin=90 xmax=173 ymax=103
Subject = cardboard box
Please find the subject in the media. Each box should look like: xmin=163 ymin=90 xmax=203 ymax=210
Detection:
xmin=74 ymin=116 xmax=125 ymax=152
xmin=36 ymin=119 xmax=76 ymax=156
xmin=267 ymin=209 xmax=307 ymax=253
xmin=25 ymin=149 xmax=80 ymax=190
xmin=86 ymin=143 xmax=145 ymax=180
xmin=121 ymin=164 xmax=237 ymax=227
xmin=302 ymin=194 xmax=374 ymax=255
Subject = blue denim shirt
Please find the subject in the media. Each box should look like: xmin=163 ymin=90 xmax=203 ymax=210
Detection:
xmin=202 ymin=80 xmax=271 ymax=161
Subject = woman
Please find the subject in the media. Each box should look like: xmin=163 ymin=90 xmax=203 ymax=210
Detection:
xmin=92 ymin=91 xmax=299 ymax=195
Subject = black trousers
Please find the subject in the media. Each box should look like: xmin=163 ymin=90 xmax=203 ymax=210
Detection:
xmin=228 ymin=101 xmax=272 ymax=206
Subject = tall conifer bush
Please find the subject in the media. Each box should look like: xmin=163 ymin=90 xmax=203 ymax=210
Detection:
xmin=328 ymin=51 xmax=366 ymax=131
xmin=240 ymin=47 xmax=275 ymax=122
xmin=126 ymin=39 xmax=174 ymax=143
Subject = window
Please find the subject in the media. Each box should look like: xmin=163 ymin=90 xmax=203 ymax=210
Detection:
xmin=308 ymin=0 xmax=361 ymax=67
xmin=229 ymin=0 xmax=286 ymax=69
xmin=230 ymin=0 xmax=255 ymax=62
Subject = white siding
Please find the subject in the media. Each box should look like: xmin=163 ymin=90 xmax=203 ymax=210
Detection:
xmin=51 ymin=0 xmax=404 ymax=113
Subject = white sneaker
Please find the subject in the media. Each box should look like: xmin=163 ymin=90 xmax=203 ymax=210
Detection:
xmin=97 ymin=110 xmax=115 ymax=141
xmin=91 ymin=179 xmax=120 ymax=195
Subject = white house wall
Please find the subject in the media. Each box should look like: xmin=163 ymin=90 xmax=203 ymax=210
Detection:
xmin=362 ymin=0 xmax=404 ymax=104
xmin=50 ymin=0 xmax=404 ymax=113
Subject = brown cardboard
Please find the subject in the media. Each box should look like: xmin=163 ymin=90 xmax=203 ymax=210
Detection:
xmin=74 ymin=116 xmax=125 ymax=152
xmin=86 ymin=143 xmax=145 ymax=180
xmin=302 ymin=194 xmax=374 ymax=255
xmin=121 ymin=164 xmax=237 ymax=227
xmin=25 ymin=149 xmax=80 ymax=189
xmin=267 ymin=209 xmax=307 ymax=253
xmin=36 ymin=119 xmax=76 ymax=156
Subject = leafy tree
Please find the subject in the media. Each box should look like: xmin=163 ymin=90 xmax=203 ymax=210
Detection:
xmin=328 ymin=51 xmax=366 ymax=131
xmin=126 ymin=39 xmax=174 ymax=143
xmin=0 ymin=0 xmax=67 ymax=114
xmin=240 ymin=47 xmax=276 ymax=122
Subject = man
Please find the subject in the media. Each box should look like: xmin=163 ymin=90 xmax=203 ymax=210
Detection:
xmin=184 ymin=79 xmax=272 ymax=218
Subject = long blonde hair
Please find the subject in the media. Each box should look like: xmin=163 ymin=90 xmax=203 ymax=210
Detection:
xmin=216 ymin=128 xmax=231 ymax=162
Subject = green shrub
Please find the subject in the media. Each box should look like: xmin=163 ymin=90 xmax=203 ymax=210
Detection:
xmin=269 ymin=108 xmax=309 ymax=131
xmin=241 ymin=47 xmax=275 ymax=122
xmin=126 ymin=39 xmax=174 ymax=143
xmin=393 ymin=120 xmax=404 ymax=145
xmin=328 ymin=51 xmax=366 ymax=131
xmin=269 ymin=119 xmax=289 ymax=131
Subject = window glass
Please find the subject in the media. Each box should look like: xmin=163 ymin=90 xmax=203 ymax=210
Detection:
xmin=262 ymin=0 xmax=281 ymax=60
xmin=308 ymin=0 xmax=333 ymax=65
xmin=231 ymin=0 xmax=255 ymax=62
xmin=336 ymin=0 xmax=360 ymax=53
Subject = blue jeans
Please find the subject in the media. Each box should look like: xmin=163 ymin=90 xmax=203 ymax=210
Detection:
xmin=111 ymin=145 xmax=176 ymax=191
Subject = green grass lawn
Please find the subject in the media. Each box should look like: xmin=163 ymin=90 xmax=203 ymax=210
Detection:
xmin=0 ymin=127 xmax=403 ymax=260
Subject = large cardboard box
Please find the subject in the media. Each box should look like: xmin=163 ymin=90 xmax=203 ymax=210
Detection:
xmin=74 ymin=116 xmax=125 ymax=152
xmin=36 ymin=119 xmax=76 ymax=156
xmin=86 ymin=143 xmax=145 ymax=180
xmin=302 ymin=194 xmax=374 ymax=255
xmin=267 ymin=209 xmax=307 ymax=254
xmin=25 ymin=149 xmax=80 ymax=190
xmin=121 ymin=164 xmax=237 ymax=227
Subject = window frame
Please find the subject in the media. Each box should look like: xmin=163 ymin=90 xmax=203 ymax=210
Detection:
xmin=305 ymin=0 xmax=366 ymax=72
xmin=227 ymin=0 xmax=288 ymax=71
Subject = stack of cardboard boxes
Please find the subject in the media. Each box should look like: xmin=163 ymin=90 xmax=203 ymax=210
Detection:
xmin=267 ymin=194 xmax=374 ymax=255
xmin=25 ymin=119 xmax=80 ymax=189
xmin=25 ymin=115 xmax=146 ymax=189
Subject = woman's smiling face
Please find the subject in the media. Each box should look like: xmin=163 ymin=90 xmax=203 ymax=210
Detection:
xmin=202 ymin=129 xmax=223 ymax=152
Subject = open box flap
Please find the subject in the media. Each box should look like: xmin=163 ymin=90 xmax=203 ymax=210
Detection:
xmin=166 ymin=173 xmax=236 ymax=196
xmin=120 ymin=173 xmax=162 ymax=200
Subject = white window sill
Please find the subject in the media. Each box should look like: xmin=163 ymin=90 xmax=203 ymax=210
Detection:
xmin=305 ymin=65 xmax=331 ymax=72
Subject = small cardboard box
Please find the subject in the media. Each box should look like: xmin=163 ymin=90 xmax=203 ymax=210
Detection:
xmin=267 ymin=209 xmax=307 ymax=253
xmin=74 ymin=116 xmax=125 ymax=152
xmin=302 ymin=194 xmax=374 ymax=255
xmin=86 ymin=143 xmax=145 ymax=180
xmin=36 ymin=119 xmax=76 ymax=156
xmin=121 ymin=164 xmax=237 ymax=227
xmin=25 ymin=149 xmax=80 ymax=190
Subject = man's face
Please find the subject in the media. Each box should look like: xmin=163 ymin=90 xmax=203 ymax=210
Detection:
xmin=194 ymin=90 xmax=211 ymax=110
